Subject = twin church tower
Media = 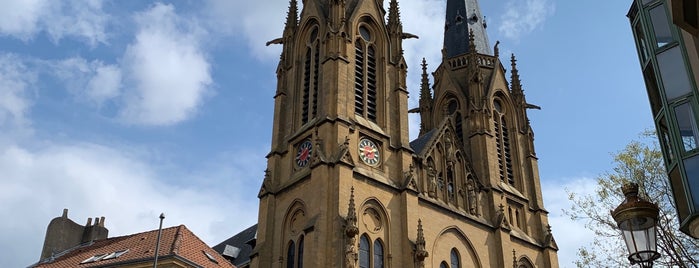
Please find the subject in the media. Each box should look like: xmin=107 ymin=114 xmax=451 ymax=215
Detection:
xmin=254 ymin=0 xmax=558 ymax=267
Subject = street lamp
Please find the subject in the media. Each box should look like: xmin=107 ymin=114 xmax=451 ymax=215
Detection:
xmin=611 ymin=183 xmax=661 ymax=268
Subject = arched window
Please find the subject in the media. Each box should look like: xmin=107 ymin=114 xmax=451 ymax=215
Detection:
xmin=358 ymin=234 xmax=387 ymax=268
xmin=517 ymin=257 xmax=535 ymax=268
xmin=455 ymin=112 xmax=463 ymax=143
xmin=297 ymin=236 xmax=304 ymax=268
xmin=437 ymin=172 xmax=445 ymax=200
xmin=302 ymin=28 xmax=320 ymax=125
xmin=494 ymin=99 xmax=514 ymax=186
xmin=286 ymin=241 xmax=296 ymax=268
xmin=444 ymin=98 xmax=463 ymax=144
xmin=359 ymin=235 xmax=370 ymax=268
xmin=450 ymin=248 xmax=460 ymax=268
xmin=440 ymin=261 xmax=449 ymax=268
xmin=447 ymin=167 xmax=455 ymax=202
xmin=373 ymin=239 xmax=384 ymax=268
xmin=354 ymin=25 xmax=378 ymax=122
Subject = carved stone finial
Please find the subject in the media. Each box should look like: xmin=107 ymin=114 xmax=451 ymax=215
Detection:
xmin=311 ymin=129 xmax=326 ymax=165
xmin=345 ymin=187 xmax=358 ymax=237
xmin=258 ymin=169 xmax=273 ymax=197
xmin=403 ymin=164 xmax=418 ymax=191
xmin=495 ymin=203 xmax=511 ymax=230
xmin=510 ymin=53 xmax=522 ymax=94
xmin=345 ymin=187 xmax=359 ymax=268
xmin=494 ymin=40 xmax=500 ymax=57
xmin=284 ymin=0 xmax=298 ymax=31
xmin=468 ymin=29 xmax=477 ymax=53
xmin=336 ymin=136 xmax=354 ymax=166
xmin=388 ymin=0 xmax=402 ymax=30
xmin=414 ymin=219 xmax=429 ymax=266
xmin=544 ymin=224 xmax=559 ymax=250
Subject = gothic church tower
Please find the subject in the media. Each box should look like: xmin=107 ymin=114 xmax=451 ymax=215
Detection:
xmin=255 ymin=0 xmax=559 ymax=267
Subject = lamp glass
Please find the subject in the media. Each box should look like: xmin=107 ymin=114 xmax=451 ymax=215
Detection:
xmin=619 ymin=215 xmax=658 ymax=263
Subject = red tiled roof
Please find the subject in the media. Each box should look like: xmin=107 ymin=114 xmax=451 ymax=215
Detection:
xmin=33 ymin=225 xmax=236 ymax=268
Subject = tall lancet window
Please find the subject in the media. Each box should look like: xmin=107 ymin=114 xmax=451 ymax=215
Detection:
xmin=286 ymin=240 xmax=296 ymax=268
xmin=373 ymin=239 xmax=384 ymax=268
xmin=359 ymin=235 xmax=370 ymax=268
xmin=302 ymin=27 xmax=320 ymax=125
xmin=450 ymin=248 xmax=461 ymax=268
xmin=355 ymin=25 xmax=378 ymax=122
xmin=494 ymin=99 xmax=515 ymax=186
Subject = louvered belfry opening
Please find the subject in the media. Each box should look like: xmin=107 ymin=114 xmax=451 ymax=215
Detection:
xmin=312 ymin=43 xmax=319 ymax=119
xmin=302 ymin=48 xmax=312 ymax=124
xmin=354 ymin=41 xmax=365 ymax=116
xmin=495 ymin=118 xmax=505 ymax=182
xmin=301 ymin=27 xmax=320 ymax=125
xmin=354 ymin=25 xmax=378 ymax=123
xmin=495 ymin=114 xmax=515 ymax=186
xmin=366 ymin=46 xmax=377 ymax=122
xmin=502 ymin=118 xmax=514 ymax=185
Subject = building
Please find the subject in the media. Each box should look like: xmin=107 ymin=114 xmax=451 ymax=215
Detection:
xmin=627 ymin=0 xmax=699 ymax=238
xmin=231 ymin=0 xmax=559 ymax=267
xmin=213 ymin=224 xmax=257 ymax=267
xmin=32 ymin=209 xmax=235 ymax=268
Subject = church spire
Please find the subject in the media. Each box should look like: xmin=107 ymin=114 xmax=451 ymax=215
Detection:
xmin=443 ymin=0 xmax=491 ymax=57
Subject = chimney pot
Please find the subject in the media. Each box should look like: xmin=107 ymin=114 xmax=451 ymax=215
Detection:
xmin=86 ymin=218 xmax=92 ymax=226
xmin=62 ymin=209 xmax=68 ymax=218
xmin=99 ymin=217 xmax=105 ymax=227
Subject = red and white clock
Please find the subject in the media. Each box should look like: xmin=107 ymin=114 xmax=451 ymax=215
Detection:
xmin=358 ymin=138 xmax=380 ymax=166
xmin=296 ymin=139 xmax=313 ymax=167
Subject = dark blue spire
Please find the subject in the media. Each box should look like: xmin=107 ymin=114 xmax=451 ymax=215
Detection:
xmin=444 ymin=0 xmax=491 ymax=57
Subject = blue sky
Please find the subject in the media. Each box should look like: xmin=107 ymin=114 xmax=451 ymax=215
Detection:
xmin=0 ymin=0 xmax=654 ymax=267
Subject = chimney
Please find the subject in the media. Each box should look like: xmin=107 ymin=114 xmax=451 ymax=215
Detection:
xmin=39 ymin=209 xmax=109 ymax=261
xmin=82 ymin=216 xmax=108 ymax=244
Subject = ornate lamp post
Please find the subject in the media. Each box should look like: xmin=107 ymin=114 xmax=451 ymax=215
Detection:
xmin=611 ymin=183 xmax=661 ymax=268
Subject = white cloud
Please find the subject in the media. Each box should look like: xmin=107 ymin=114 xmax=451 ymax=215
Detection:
xmin=120 ymin=3 xmax=212 ymax=126
xmin=0 ymin=0 xmax=45 ymax=39
xmin=0 ymin=54 xmax=35 ymax=130
xmin=0 ymin=141 xmax=262 ymax=268
xmin=0 ymin=0 xmax=109 ymax=46
xmin=541 ymin=177 xmax=598 ymax=267
xmin=52 ymin=57 xmax=122 ymax=106
xmin=498 ymin=0 xmax=555 ymax=41
xmin=87 ymin=64 xmax=122 ymax=104
xmin=204 ymin=0 xmax=286 ymax=60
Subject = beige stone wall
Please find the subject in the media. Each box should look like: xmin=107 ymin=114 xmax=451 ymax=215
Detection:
xmin=253 ymin=0 xmax=559 ymax=267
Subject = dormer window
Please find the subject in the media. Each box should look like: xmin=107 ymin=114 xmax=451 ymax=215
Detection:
xmin=469 ymin=13 xmax=479 ymax=23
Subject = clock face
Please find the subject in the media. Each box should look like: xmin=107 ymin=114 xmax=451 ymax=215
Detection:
xmin=296 ymin=140 xmax=313 ymax=167
xmin=358 ymin=138 xmax=380 ymax=166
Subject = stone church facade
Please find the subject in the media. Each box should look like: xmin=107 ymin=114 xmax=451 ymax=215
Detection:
xmin=252 ymin=0 xmax=559 ymax=267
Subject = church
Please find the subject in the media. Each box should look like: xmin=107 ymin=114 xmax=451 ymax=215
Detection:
xmin=224 ymin=0 xmax=560 ymax=267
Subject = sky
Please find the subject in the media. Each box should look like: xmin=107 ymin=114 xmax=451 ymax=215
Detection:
xmin=0 ymin=0 xmax=654 ymax=267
